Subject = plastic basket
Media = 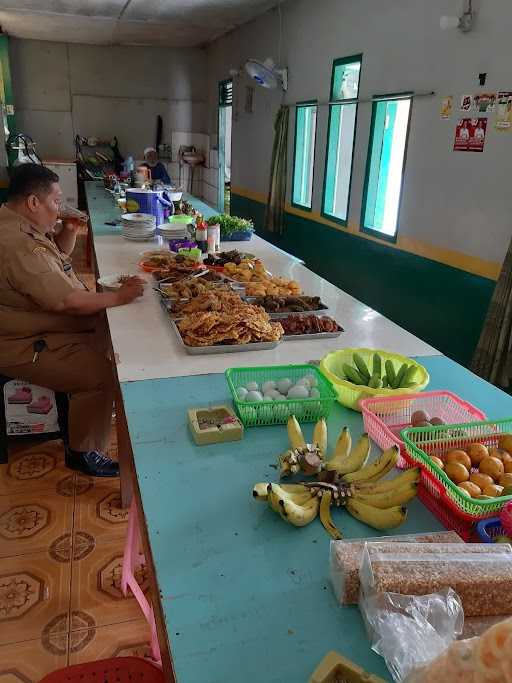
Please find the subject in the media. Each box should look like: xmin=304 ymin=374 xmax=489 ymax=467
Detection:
xmin=225 ymin=364 xmax=336 ymax=427
xmin=309 ymin=651 xmax=386 ymax=683
xmin=319 ymin=348 xmax=429 ymax=412
xmin=401 ymin=418 xmax=512 ymax=520
xmin=476 ymin=517 xmax=506 ymax=543
xmin=361 ymin=391 xmax=486 ymax=469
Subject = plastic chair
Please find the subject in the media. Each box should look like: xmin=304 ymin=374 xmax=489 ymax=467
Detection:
xmin=39 ymin=656 xmax=164 ymax=682
xmin=121 ymin=496 xmax=162 ymax=665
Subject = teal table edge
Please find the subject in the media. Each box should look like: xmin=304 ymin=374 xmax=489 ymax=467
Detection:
xmin=119 ymin=354 xmax=512 ymax=683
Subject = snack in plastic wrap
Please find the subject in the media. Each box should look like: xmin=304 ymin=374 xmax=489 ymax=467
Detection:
xmin=329 ymin=531 xmax=463 ymax=605
xmin=359 ymin=542 xmax=512 ymax=617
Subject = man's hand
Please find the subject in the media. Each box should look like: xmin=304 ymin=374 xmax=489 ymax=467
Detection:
xmin=62 ymin=219 xmax=84 ymax=235
xmin=115 ymin=277 xmax=145 ymax=305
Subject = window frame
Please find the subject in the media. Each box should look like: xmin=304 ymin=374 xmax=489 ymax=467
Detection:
xmin=291 ymin=99 xmax=318 ymax=212
xmin=321 ymin=53 xmax=363 ymax=227
xmin=360 ymin=91 xmax=413 ymax=244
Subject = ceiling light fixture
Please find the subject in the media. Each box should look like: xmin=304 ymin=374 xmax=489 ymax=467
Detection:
xmin=441 ymin=0 xmax=474 ymax=32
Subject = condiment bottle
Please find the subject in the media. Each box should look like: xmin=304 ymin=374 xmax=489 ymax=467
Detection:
xmin=195 ymin=216 xmax=208 ymax=253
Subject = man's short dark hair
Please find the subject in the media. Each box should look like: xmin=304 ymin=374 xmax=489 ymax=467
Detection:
xmin=7 ymin=163 xmax=59 ymax=201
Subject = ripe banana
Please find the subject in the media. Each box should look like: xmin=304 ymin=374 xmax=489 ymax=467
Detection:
xmin=346 ymin=498 xmax=407 ymax=530
xmin=252 ymin=482 xmax=269 ymax=500
xmin=333 ymin=426 xmax=352 ymax=459
xmin=342 ymin=445 xmax=399 ymax=483
xmin=353 ymin=467 xmax=420 ymax=494
xmin=312 ymin=418 xmax=327 ymax=457
xmin=326 ymin=433 xmax=370 ymax=475
xmin=287 ymin=415 xmax=305 ymax=450
xmin=269 ymin=483 xmax=313 ymax=506
xmin=352 ymin=483 xmax=418 ymax=509
xmin=319 ymin=490 xmax=343 ymax=539
xmin=280 ymin=496 xmax=319 ymax=527
xmin=267 ymin=489 xmax=286 ymax=518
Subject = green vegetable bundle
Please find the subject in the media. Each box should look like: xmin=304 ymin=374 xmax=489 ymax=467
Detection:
xmin=207 ymin=214 xmax=254 ymax=238
xmin=342 ymin=352 xmax=419 ymax=389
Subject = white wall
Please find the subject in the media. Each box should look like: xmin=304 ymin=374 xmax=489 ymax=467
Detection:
xmin=10 ymin=39 xmax=208 ymax=165
xmin=206 ymin=0 xmax=512 ymax=266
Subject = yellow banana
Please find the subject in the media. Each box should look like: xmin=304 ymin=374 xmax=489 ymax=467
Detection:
xmin=280 ymin=483 xmax=315 ymax=494
xmin=252 ymin=482 xmax=269 ymax=501
xmin=352 ymin=483 xmax=418 ymax=509
xmin=342 ymin=445 xmax=399 ymax=483
xmin=353 ymin=467 xmax=420 ymax=494
xmin=346 ymin=498 xmax=407 ymax=530
xmin=267 ymin=489 xmax=287 ymax=520
xmin=325 ymin=433 xmax=370 ymax=475
xmin=280 ymin=496 xmax=319 ymax=527
xmin=334 ymin=426 xmax=351 ymax=459
xmin=319 ymin=490 xmax=343 ymax=539
xmin=312 ymin=418 xmax=328 ymax=457
xmin=287 ymin=415 xmax=305 ymax=450
xmin=269 ymin=483 xmax=313 ymax=506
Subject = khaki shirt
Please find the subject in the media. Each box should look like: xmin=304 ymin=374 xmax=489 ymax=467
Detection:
xmin=0 ymin=205 xmax=96 ymax=367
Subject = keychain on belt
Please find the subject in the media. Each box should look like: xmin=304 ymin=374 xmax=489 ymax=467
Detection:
xmin=32 ymin=340 xmax=46 ymax=363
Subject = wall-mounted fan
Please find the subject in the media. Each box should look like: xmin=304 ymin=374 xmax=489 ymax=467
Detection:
xmin=245 ymin=58 xmax=288 ymax=91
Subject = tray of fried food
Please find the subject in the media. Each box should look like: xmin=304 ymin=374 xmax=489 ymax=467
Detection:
xmin=244 ymin=275 xmax=302 ymax=297
xmin=223 ymin=258 xmax=270 ymax=282
xmin=164 ymin=290 xmax=244 ymax=318
xmin=247 ymin=295 xmax=328 ymax=317
xmin=280 ymin=314 xmax=343 ymax=340
xmin=173 ymin=302 xmax=284 ymax=354
xmin=158 ymin=278 xmax=232 ymax=300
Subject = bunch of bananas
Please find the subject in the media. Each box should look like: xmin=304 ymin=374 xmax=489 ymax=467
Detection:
xmin=342 ymin=352 xmax=419 ymax=389
xmin=253 ymin=417 xmax=420 ymax=537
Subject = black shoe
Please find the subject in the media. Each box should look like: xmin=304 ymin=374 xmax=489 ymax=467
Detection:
xmin=65 ymin=449 xmax=119 ymax=477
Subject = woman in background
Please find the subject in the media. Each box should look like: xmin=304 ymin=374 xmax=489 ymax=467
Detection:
xmin=142 ymin=147 xmax=171 ymax=184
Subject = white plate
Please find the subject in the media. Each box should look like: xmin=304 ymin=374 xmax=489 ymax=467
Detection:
xmin=97 ymin=274 xmax=124 ymax=290
xmin=122 ymin=233 xmax=157 ymax=241
xmin=121 ymin=212 xmax=156 ymax=223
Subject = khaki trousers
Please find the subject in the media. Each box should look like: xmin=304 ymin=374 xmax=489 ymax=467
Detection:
xmin=0 ymin=339 xmax=114 ymax=454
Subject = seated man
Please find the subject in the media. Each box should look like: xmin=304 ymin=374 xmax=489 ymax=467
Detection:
xmin=141 ymin=147 xmax=171 ymax=184
xmin=0 ymin=164 xmax=144 ymax=477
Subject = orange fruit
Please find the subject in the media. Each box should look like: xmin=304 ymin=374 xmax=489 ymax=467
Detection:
xmin=430 ymin=456 xmax=444 ymax=470
xmin=467 ymin=443 xmax=489 ymax=466
xmin=489 ymin=447 xmax=512 ymax=464
xmin=479 ymin=456 xmax=505 ymax=481
xmin=482 ymin=483 xmax=504 ymax=497
xmin=458 ymin=481 xmax=481 ymax=497
xmin=444 ymin=461 xmax=470 ymax=484
xmin=499 ymin=473 xmax=512 ymax=488
xmin=498 ymin=434 xmax=512 ymax=453
xmin=470 ymin=472 xmax=494 ymax=489
xmin=505 ymin=459 xmax=512 ymax=474
xmin=445 ymin=449 xmax=471 ymax=470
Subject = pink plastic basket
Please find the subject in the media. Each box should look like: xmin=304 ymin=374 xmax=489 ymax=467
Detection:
xmin=360 ymin=390 xmax=486 ymax=469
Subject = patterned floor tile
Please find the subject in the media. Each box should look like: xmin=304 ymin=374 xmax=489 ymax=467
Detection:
xmin=0 ymin=551 xmax=71 ymax=646
xmin=73 ymin=478 xmax=128 ymax=545
xmin=0 ymin=489 xmax=74 ymax=559
xmin=68 ymin=618 xmax=152 ymax=664
xmin=0 ymin=443 xmax=72 ymax=497
xmin=0 ymin=634 xmax=69 ymax=682
xmin=70 ymin=537 xmax=148 ymax=629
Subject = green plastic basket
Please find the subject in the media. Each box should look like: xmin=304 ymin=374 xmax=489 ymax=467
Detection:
xmin=225 ymin=364 xmax=337 ymax=427
xmin=401 ymin=418 xmax=512 ymax=518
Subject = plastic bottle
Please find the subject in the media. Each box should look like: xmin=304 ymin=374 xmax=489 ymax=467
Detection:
xmin=195 ymin=215 xmax=208 ymax=253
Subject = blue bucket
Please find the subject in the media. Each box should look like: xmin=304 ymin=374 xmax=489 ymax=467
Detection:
xmin=125 ymin=189 xmax=173 ymax=226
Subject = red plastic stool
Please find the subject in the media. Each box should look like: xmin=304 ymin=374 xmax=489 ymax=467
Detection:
xmin=39 ymin=657 xmax=164 ymax=683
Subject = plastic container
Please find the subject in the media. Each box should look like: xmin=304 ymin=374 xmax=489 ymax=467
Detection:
xmin=360 ymin=391 xmax=486 ymax=469
xmin=222 ymin=229 xmax=253 ymax=242
xmin=309 ymin=651 xmax=386 ymax=683
xmin=401 ymin=418 xmax=512 ymax=520
xmin=320 ymin=348 xmax=429 ymax=412
xmin=475 ymin=517 xmax=506 ymax=543
xmin=225 ymin=364 xmax=337 ymax=427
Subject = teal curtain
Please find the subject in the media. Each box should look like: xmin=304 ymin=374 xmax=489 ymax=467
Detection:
xmin=472 ymin=238 xmax=512 ymax=387
xmin=265 ymin=106 xmax=289 ymax=234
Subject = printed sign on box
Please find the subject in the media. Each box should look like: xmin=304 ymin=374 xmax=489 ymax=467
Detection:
xmin=3 ymin=380 xmax=59 ymax=436
xmin=440 ymin=96 xmax=453 ymax=119
xmin=460 ymin=95 xmax=473 ymax=111
xmin=454 ymin=118 xmax=487 ymax=152
xmin=495 ymin=92 xmax=512 ymax=130
xmin=473 ymin=92 xmax=496 ymax=113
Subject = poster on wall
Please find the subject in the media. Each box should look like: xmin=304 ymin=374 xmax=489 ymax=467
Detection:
xmin=460 ymin=94 xmax=473 ymax=111
xmin=453 ymin=118 xmax=488 ymax=152
xmin=495 ymin=91 xmax=512 ymax=130
xmin=440 ymin=96 xmax=453 ymax=119
xmin=473 ymin=92 xmax=496 ymax=113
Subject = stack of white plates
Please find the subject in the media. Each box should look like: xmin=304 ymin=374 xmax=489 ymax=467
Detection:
xmin=158 ymin=223 xmax=189 ymax=239
xmin=121 ymin=213 xmax=156 ymax=241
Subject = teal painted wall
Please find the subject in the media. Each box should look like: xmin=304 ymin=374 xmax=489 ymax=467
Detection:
xmin=231 ymin=193 xmax=495 ymax=367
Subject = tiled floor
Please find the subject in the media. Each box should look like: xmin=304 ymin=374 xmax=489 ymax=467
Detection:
xmin=0 ymin=229 xmax=153 ymax=681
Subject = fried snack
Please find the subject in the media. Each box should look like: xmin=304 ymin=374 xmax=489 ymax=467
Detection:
xmin=222 ymin=258 xmax=302 ymax=296
xmin=280 ymin=314 xmax=343 ymax=335
xmin=177 ymin=303 xmax=284 ymax=347
xmin=160 ymin=279 xmax=231 ymax=299
xmin=171 ymin=291 xmax=245 ymax=315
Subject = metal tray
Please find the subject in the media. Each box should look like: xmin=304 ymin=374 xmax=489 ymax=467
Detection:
xmin=168 ymin=319 xmax=280 ymax=355
xmin=243 ymin=297 xmax=329 ymax=318
xmin=282 ymin=330 xmax=342 ymax=341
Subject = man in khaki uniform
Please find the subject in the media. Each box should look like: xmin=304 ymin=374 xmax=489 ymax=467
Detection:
xmin=0 ymin=164 xmax=144 ymax=477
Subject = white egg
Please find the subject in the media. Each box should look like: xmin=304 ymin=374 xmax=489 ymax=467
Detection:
xmin=309 ymin=387 xmax=320 ymax=399
xmin=245 ymin=381 xmax=259 ymax=392
xmin=246 ymin=390 xmax=263 ymax=402
xmin=270 ymin=389 xmax=285 ymax=400
xmin=304 ymin=373 xmax=318 ymax=387
xmin=237 ymin=387 xmax=248 ymax=401
xmin=276 ymin=378 xmax=293 ymax=394
xmin=263 ymin=393 xmax=275 ymax=401
xmin=287 ymin=385 xmax=310 ymax=400
xmin=296 ymin=377 xmax=311 ymax=387
xmin=262 ymin=380 xmax=277 ymax=394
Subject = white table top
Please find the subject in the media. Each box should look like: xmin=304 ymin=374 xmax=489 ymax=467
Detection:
xmin=89 ymin=224 xmax=439 ymax=383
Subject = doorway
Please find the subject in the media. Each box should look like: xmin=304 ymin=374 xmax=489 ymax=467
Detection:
xmin=218 ymin=79 xmax=232 ymax=213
